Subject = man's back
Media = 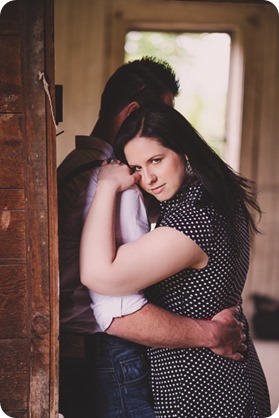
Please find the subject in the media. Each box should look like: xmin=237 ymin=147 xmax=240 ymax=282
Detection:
xmin=58 ymin=135 xmax=113 ymax=334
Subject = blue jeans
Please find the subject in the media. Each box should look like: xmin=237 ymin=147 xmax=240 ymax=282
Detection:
xmin=85 ymin=333 xmax=155 ymax=418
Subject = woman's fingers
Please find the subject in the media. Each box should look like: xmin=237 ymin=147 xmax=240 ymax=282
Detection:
xmin=98 ymin=159 xmax=138 ymax=191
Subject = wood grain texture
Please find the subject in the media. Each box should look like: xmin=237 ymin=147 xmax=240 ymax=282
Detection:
xmin=0 ymin=265 xmax=28 ymax=338
xmin=0 ymin=0 xmax=57 ymax=416
xmin=0 ymin=339 xmax=29 ymax=411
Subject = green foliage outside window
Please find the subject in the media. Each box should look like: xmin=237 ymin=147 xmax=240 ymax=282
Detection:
xmin=125 ymin=31 xmax=231 ymax=157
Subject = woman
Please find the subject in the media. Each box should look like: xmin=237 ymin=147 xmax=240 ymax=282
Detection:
xmin=80 ymin=103 xmax=271 ymax=417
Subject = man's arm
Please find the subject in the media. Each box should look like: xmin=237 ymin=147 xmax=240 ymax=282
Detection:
xmin=107 ymin=303 xmax=245 ymax=361
xmin=90 ymin=187 xmax=245 ymax=360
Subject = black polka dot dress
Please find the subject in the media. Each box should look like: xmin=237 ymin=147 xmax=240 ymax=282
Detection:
xmin=145 ymin=183 xmax=271 ymax=418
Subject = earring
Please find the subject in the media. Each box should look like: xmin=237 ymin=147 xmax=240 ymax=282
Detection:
xmin=185 ymin=159 xmax=193 ymax=175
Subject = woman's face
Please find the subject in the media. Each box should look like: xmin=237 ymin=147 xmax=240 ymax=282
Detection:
xmin=124 ymin=136 xmax=186 ymax=201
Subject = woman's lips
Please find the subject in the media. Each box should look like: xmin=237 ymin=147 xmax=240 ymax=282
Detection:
xmin=150 ymin=184 xmax=166 ymax=194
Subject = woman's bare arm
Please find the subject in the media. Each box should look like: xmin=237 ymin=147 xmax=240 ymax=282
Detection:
xmin=80 ymin=163 xmax=207 ymax=295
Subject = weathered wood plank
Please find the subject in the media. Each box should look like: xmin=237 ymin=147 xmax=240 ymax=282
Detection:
xmin=0 ymin=265 xmax=28 ymax=338
xmin=4 ymin=412 xmax=27 ymax=418
xmin=4 ymin=413 xmax=27 ymax=418
xmin=0 ymin=210 xmax=26 ymax=260
xmin=0 ymin=0 xmax=56 ymax=416
xmin=21 ymin=0 xmax=55 ymax=416
xmin=0 ymin=35 xmax=22 ymax=112
xmin=0 ymin=339 xmax=29 ymax=412
xmin=45 ymin=0 xmax=59 ymax=414
xmin=0 ymin=189 xmax=25 ymax=210
xmin=0 ymin=0 xmax=19 ymax=35
xmin=0 ymin=114 xmax=23 ymax=188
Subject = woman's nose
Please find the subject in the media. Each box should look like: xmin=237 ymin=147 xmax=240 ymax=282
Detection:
xmin=142 ymin=169 xmax=157 ymax=185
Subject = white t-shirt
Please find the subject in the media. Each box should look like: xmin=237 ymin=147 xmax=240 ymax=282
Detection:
xmin=58 ymin=135 xmax=149 ymax=334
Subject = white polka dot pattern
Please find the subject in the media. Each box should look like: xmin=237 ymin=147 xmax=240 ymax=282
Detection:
xmin=145 ymin=183 xmax=271 ymax=417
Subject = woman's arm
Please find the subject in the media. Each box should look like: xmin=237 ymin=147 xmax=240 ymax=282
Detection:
xmin=80 ymin=163 xmax=208 ymax=295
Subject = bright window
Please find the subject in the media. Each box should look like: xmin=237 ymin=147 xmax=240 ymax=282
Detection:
xmin=125 ymin=31 xmax=231 ymax=158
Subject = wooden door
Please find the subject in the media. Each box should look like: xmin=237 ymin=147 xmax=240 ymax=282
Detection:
xmin=0 ymin=0 xmax=58 ymax=417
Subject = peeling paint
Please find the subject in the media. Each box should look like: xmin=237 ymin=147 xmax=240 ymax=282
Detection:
xmin=0 ymin=209 xmax=11 ymax=231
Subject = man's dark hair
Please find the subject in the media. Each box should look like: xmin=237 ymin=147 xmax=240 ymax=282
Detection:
xmin=99 ymin=56 xmax=180 ymax=117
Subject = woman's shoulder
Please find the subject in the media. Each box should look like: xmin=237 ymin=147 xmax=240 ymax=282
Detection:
xmin=159 ymin=184 xmax=212 ymax=238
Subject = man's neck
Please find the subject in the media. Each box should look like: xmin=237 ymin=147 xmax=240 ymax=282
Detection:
xmin=90 ymin=116 xmax=117 ymax=146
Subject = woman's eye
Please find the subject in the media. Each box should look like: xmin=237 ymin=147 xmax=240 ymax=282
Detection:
xmin=132 ymin=166 xmax=141 ymax=173
xmin=151 ymin=158 xmax=161 ymax=165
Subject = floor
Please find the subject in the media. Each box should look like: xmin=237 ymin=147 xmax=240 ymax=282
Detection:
xmin=254 ymin=339 xmax=279 ymax=417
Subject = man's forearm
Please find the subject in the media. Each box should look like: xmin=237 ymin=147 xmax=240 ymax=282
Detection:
xmin=106 ymin=302 xmax=219 ymax=349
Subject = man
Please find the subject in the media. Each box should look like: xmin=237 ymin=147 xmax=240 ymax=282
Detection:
xmin=58 ymin=57 xmax=244 ymax=417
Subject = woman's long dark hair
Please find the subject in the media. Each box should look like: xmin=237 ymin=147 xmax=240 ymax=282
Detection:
xmin=114 ymin=103 xmax=262 ymax=234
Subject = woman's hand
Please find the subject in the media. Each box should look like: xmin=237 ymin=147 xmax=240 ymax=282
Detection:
xmin=98 ymin=159 xmax=140 ymax=192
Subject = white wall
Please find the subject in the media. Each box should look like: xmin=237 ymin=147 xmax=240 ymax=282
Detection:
xmin=55 ymin=0 xmax=108 ymax=165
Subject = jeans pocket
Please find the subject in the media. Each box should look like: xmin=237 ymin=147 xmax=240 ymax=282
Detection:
xmin=119 ymin=354 xmax=150 ymax=385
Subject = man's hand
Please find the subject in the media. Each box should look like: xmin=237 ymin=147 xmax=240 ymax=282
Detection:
xmin=107 ymin=303 xmax=247 ymax=354
xmin=209 ymin=307 xmax=246 ymax=360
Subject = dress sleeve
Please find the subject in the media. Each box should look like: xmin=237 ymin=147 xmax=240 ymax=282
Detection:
xmin=159 ymin=200 xmax=213 ymax=254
